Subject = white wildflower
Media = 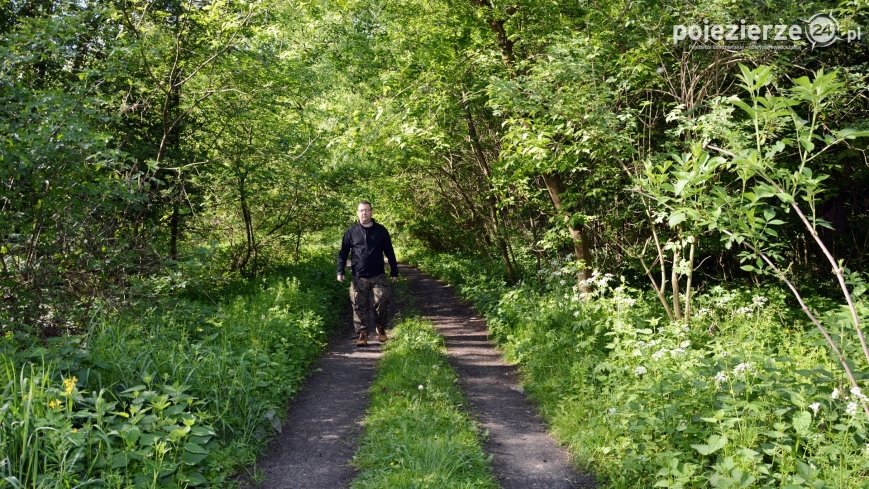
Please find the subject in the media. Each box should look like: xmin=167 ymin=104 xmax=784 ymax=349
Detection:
xmin=845 ymin=402 xmax=858 ymax=416
xmin=850 ymin=387 xmax=867 ymax=402
xmin=809 ymin=402 xmax=821 ymax=414
xmin=831 ymin=388 xmax=841 ymax=400
xmin=652 ymin=349 xmax=667 ymax=361
xmin=573 ymin=311 xmax=581 ymax=317
xmin=418 ymin=384 xmax=424 ymax=391
xmin=634 ymin=366 xmax=647 ymax=376
xmin=670 ymin=348 xmax=686 ymax=356
xmin=714 ymin=371 xmax=728 ymax=385
xmin=607 ymin=407 xmax=617 ymax=415
xmin=559 ymin=279 xmax=567 ymax=286
xmin=735 ymin=306 xmax=753 ymax=315
xmin=751 ymin=295 xmax=768 ymax=307
xmin=733 ymin=362 xmax=751 ymax=374
xmin=615 ymin=296 xmax=637 ymax=307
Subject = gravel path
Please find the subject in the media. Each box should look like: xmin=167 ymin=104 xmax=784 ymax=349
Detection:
xmin=245 ymin=265 xmax=596 ymax=488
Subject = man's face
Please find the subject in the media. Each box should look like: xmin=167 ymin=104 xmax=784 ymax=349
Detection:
xmin=357 ymin=203 xmax=372 ymax=225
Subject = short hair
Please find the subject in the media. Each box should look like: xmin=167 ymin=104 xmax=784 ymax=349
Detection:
xmin=358 ymin=200 xmax=372 ymax=209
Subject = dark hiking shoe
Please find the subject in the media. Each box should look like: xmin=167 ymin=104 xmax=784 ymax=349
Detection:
xmin=376 ymin=327 xmax=388 ymax=343
xmin=356 ymin=331 xmax=368 ymax=347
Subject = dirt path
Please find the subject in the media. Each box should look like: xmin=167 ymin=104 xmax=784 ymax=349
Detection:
xmin=402 ymin=266 xmax=596 ymax=489
xmin=246 ymin=265 xmax=595 ymax=488
xmin=243 ymin=318 xmax=385 ymax=488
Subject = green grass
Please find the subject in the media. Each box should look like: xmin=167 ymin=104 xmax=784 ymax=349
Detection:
xmin=351 ymin=317 xmax=498 ymax=489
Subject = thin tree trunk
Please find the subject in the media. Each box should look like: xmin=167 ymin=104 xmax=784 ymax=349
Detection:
xmin=683 ymin=241 xmax=695 ymax=321
xmin=237 ymin=171 xmax=255 ymax=275
xmin=170 ymin=200 xmax=179 ymax=261
xmin=671 ymin=247 xmax=682 ymax=320
xmin=542 ymin=173 xmax=592 ymax=292
xmin=461 ymin=93 xmax=517 ymax=283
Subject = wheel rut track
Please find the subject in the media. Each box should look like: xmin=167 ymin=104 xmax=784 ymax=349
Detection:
xmin=246 ymin=264 xmax=595 ymax=488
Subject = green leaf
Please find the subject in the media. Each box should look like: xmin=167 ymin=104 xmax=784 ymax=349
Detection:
xmin=730 ymin=98 xmax=755 ymax=117
xmin=184 ymin=472 xmax=208 ymax=486
xmin=265 ymin=408 xmax=283 ymax=433
xmin=184 ymin=442 xmax=207 ymax=454
xmin=833 ymin=128 xmax=869 ymax=140
xmin=121 ymin=385 xmax=146 ymax=394
xmin=792 ymin=411 xmax=812 ymax=436
xmin=692 ymin=434 xmax=726 ymax=455
xmin=182 ymin=450 xmax=208 ymax=466
xmin=668 ymin=212 xmax=687 ymax=228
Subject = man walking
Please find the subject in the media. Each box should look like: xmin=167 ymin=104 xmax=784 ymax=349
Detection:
xmin=337 ymin=201 xmax=398 ymax=346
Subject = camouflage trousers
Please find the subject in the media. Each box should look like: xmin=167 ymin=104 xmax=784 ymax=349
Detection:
xmin=350 ymin=274 xmax=391 ymax=333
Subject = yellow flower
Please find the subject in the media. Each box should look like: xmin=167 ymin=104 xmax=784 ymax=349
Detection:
xmin=63 ymin=376 xmax=78 ymax=395
xmin=48 ymin=399 xmax=62 ymax=410
xmin=71 ymin=428 xmax=78 ymax=433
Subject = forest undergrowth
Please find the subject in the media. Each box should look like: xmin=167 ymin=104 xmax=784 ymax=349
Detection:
xmin=0 ymin=249 xmax=343 ymax=488
xmin=406 ymin=247 xmax=869 ymax=488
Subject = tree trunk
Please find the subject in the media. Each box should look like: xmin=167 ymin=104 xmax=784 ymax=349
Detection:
xmin=461 ymin=94 xmax=518 ymax=283
xmin=542 ymin=173 xmax=592 ymax=292
xmin=169 ymin=200 xmax=179 ymax=261
xmin=236 ymin=171 xmax=255 ymax=276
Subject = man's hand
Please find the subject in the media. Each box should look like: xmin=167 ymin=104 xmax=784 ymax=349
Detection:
xmin=337 ymin=273 xmax=344 ymax=283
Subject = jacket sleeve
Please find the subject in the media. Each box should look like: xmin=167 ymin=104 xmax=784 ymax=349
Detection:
xmin=336 ymin=229 xmax=351 ymax=275
xmin=383 ymin=229 xmax=399 ymax=277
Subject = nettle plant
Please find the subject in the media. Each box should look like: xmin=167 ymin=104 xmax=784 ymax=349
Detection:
xmin=638 ymin=64 xmax=869 ymax=416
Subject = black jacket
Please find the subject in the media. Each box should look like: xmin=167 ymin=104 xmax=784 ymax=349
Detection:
xmin=336 ymin=220 xmax=399 ymax=278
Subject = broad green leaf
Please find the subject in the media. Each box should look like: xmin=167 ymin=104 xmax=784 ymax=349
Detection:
xmin=668 ymin=212 xmax=687 ymax=228
xmin=692 ymin=434 xmax=727 ymax=455
xmin=792 ymin=411 xmax=812 ymax=436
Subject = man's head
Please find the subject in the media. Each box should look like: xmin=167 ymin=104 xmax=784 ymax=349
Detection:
xmin=357 ymin=201 xmax=373 ymax=226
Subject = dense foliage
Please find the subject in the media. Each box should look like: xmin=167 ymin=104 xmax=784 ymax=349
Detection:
xmin=408 ymin=248 xmax=868 ymax=487
xmin=2 ymin=0 xmax=868 ymax=486
xmin=1 ymin=251 xmax=343 ymax=487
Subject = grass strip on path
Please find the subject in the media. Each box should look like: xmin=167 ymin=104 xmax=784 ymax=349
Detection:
xmin=351 ymin=317 xmax=498 ymax=489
